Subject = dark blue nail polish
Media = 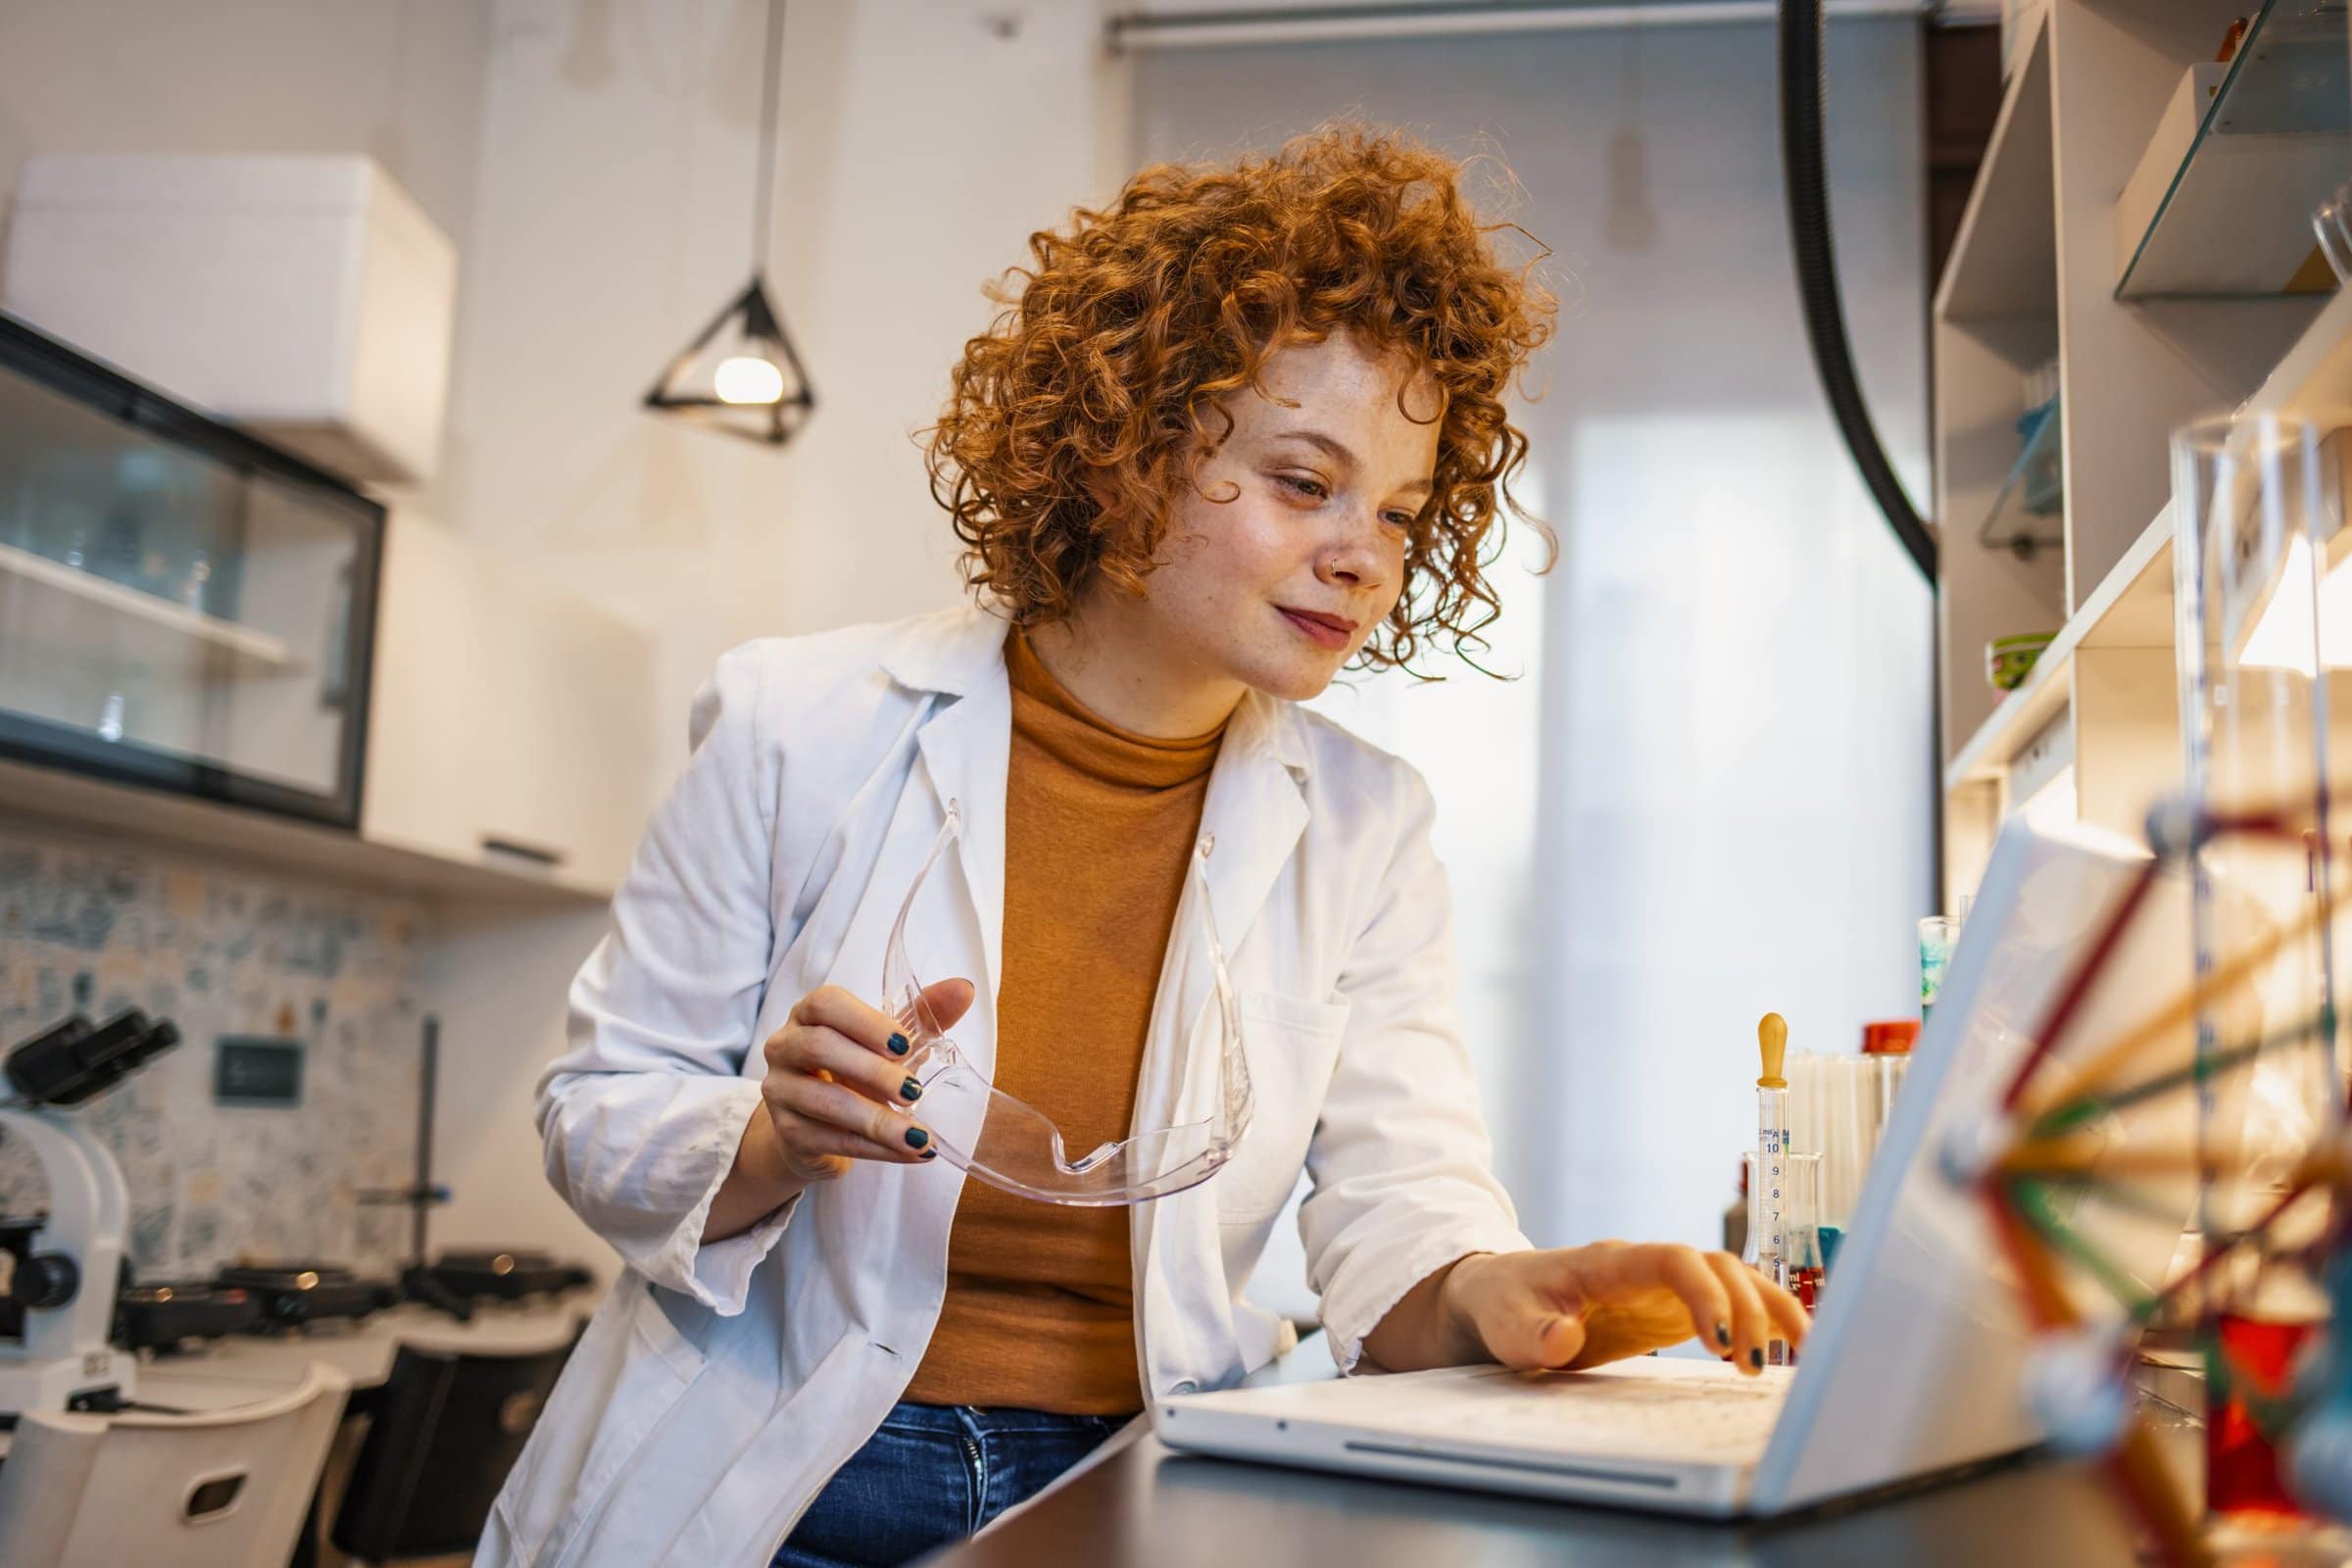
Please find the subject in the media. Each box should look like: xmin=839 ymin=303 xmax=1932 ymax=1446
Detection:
xmin=906 ymin=1127 xmax=929 ymax=1150
xmin=920 ymin=1148 xmax=938 ymax=1160
xmin=888 ymin=1032 xmax=909 ymax=1055
xmin=901 ymin=1077 xmax=922 ymax=1102
xmin=1715 ymin=1322 xmax=1732 ymax=1348
xmin=1749 ymin=1348 xmax=1764 ymax=1370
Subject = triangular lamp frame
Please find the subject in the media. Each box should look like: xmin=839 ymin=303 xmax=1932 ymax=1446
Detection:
xmin=642 ymin=274 xmax=815 ymax=448
xmin=643 ymin=0 xmax=816 ymax=450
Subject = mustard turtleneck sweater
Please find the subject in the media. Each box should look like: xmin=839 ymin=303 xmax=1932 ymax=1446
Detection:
xmin=902 ymin=630 xmax=1228 ymax=1415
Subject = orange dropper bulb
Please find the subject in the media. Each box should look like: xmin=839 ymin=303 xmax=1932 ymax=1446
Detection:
xmin=1757 ymin=1012 xmax=1788 ymax=1090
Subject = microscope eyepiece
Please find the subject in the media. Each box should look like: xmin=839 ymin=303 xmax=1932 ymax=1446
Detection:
xmin=5 ymin=1010 xmax=181 ymax=1107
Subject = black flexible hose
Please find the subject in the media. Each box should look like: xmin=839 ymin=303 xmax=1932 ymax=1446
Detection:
xmin=1779 ymin=0 xmax=1937 ymax=584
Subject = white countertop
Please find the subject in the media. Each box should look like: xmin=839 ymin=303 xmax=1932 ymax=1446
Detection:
xmin=2 ymin=1297 xmax=590 ymax=1448
xmin=138 ymin=1299 xmax=588 ymax=1394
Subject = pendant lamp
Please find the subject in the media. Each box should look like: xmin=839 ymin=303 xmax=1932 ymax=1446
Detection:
xmin=644 ymin=0 xmax=815 ymax=447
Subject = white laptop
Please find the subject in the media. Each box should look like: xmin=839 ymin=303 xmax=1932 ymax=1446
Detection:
xmin=1157 ymin=816 xmax=2196 ymax=1517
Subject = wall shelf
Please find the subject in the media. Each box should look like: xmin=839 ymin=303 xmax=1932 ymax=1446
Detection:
xmin=2114 ymin=0 xmax=2350 ymax=300
xmin=0 ymin=540 xmax=302 ymax=677
xmin=0 ymin=755 xmax=612 ymax=911
xmin=1936 ymin=0 xmax=2352 ymax=907
xmin=2245 ymin=277 xmax=2352 ymax=415
xmin=1943 ymin=270 xmax=2352 ymax=841
xmin=0 ymin=508 xmax=657 ymax=914
xmin=1944 ymin=503 xmax=2173 ymax=794
xmin=1934 ymin=6 xmax=2065 ymax=794
xmin=1974 ymin=399 xmax=2064 ymax=559
xmin=1935 ymin=7 xmax=2055 ymax=325
xmin=0 ymin=540 xmax=308 ymax=681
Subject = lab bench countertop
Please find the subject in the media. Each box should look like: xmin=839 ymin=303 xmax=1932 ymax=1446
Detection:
xmin=142 ymin=1298 xmax=589 ymax=1394
xmin=0 ymin=1297 xmax=589 ymax=1454
xmin=934 ymin=1430 xmax=2146 ymax=1568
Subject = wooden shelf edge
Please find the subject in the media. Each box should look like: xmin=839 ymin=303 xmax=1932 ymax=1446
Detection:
xmin=1944 ymin=650 xmax=2069 ymax=794
xmin=2243 ymin=286 xmax=2352 ymax=419
xmin=1932 ymin=4 xmax=2052 ymax=324
xmin=0 ymin=757 xmax=614 ymax=912
xmin=1943 ymin=505 xmax=2175 ymax=794
xmin=2072 ymin=501 xmax=2173 ymax=650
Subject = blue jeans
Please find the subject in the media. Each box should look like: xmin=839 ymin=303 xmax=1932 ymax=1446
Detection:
xmin=772 ymin=1401 xmax=1129 ymax=1568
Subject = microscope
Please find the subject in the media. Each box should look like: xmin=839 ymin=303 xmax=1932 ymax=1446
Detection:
xmin=0 ymin=1008 xmax=179 ymax=1415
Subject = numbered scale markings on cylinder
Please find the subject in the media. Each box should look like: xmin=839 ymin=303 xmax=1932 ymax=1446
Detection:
xmin=1755 ymin=1013 xmax=1792 ymax=1294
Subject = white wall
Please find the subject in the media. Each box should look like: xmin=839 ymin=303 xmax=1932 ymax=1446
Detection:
xmin=443 ymin=0 xmax=1133 ymax=805
xmin=418 ymin=906 xmax=618 ymax=1268
xmin=0 ymin=3 xmax=489 ymax=246
xmin=1137 ymin=16 xmax=1936 ymax=1252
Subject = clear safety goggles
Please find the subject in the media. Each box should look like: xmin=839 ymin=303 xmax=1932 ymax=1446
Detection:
xmin=882 ymin=801 xmax=1252 ymax=1205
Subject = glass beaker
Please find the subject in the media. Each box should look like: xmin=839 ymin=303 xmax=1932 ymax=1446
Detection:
xmin=2174 ymin=410 xmax=2351 ymax=1532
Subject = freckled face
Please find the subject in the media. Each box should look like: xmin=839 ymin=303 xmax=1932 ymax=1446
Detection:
xmin=1131 ymin=334 xmax=1443 ymax=701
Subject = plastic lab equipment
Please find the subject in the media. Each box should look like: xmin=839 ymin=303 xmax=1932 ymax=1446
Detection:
xmin=884 ymin=800 xmax=1251 ymax=1206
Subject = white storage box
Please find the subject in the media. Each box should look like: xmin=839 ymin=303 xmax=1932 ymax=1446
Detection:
xmin=3 ymin=154 xmax=456 ymax=484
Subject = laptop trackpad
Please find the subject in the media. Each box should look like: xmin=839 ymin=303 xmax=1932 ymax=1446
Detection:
xmin=1289 ymin=1356 xmax=1789 ymax=1466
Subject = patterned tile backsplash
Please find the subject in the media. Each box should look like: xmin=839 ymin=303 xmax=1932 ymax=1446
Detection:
xmin=0 ymin=823 xmax=426 ymax=1280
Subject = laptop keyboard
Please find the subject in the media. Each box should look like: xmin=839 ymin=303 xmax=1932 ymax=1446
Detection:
xmin=1368 ymin=1362 xmax=1789 ymax=1465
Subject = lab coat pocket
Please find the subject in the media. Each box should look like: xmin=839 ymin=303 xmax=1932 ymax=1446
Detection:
xmin=1214 ymin=991 xmax=1349 ymax=1224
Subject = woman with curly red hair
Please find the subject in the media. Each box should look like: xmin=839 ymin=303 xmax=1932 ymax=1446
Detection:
xmin=482 ymin=125 xmax=1803 ymax=1568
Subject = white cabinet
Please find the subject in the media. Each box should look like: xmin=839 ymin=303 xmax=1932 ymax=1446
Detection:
xmin=364 ymin=512 xmax=653 ymax=899
xmin=0 ymin=317 xmax=383 ymax=826
xmin=4 ymin=155 xmax=457 ymax=485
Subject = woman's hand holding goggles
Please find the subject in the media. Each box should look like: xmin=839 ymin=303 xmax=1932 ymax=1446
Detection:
xmin=747 ymin=979 xmax=978 ymax=1191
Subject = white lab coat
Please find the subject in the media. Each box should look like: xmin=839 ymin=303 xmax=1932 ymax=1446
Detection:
xmin=478 ymin=604 xmax=1529 ymax=1566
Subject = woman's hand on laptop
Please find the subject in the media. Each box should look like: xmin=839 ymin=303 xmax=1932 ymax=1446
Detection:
xmin=1365 ymin=1243 xmax=1807 ymax=1377
xmin=1449 ymin=1244 xmax=1807 ymax=1376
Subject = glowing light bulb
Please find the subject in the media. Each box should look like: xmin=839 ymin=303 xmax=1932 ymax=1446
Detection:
xmin=713 ymin=354 xmax=785 ymax=406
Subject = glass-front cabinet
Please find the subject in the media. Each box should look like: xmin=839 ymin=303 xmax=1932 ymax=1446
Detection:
xmin=0 ymin=314 xmax=380 ymax=826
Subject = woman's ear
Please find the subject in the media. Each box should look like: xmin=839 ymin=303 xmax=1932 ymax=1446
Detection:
xmin=1082 ymin=473 xmax=1120 ymax=520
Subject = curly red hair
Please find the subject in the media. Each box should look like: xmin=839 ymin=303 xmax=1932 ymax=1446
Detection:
xmin=923 ymin=122 xmax=1556 ymax=673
